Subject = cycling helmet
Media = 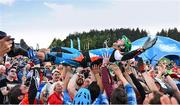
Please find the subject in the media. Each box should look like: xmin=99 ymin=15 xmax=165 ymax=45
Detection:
xmin=73 ymin=88 xmax=91 ymax=105
xmin=121 ymin=35 xmax=132 ymax=52
xmin=115 ymin=35 xmax=131 ymax=52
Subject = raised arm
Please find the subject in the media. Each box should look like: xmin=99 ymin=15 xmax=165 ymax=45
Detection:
xmin=109 ymin=64 xmax=137 ymax=105
xmin=91 ymin=64 xmax=104 ymax=92
xmin=137 ymin=58 xmax=158 ymax=92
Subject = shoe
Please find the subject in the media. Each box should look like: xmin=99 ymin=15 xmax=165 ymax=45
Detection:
xmin=20 ymin=39 xmax=30 ymax=50
xmin=142 ymin=36 xmax=157 ymax=50
xmin=7 ymin=43 xmax=28 ymax=57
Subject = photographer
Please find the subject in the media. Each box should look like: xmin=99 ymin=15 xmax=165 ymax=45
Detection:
xmin=0 ymin=31 xmax=14 ymax=104
xmin=0 ymin=31 xmax=13 ymax=58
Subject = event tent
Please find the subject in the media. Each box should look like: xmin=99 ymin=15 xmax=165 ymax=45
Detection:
xmin=132 ymin=36 xmax=180 ymax=65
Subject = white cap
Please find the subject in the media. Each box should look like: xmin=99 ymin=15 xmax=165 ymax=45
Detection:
xmin=52 ymin=69 xmax=60 ymax=74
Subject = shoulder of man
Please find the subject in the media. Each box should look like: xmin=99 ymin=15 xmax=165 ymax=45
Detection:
xmin=0 ymin=78 xmax=7 ymax=88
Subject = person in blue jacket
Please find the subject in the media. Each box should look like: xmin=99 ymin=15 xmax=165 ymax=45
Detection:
xmin=41 ymin=35 xmax=157 ymax=67
xmin=6 ymin=35 xmax=157 ymax=67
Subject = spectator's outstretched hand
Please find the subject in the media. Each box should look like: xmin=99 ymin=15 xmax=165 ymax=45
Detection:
xmin=102 ymin=52 xmax=110 ymax=66
xmin=91 ymin=64 xmax=100 ymax=75
xmin=137 ymin=57 xmax=146 ymax=73
xmin=109 ymin=64 xmax=122 ymax=76
xmin=109 ymin=63 xmax=129 ymax=86
xmin=124 ymin=61 xmax=133 ymax=75
xmin=160 ymin=95 xmax=178 ymax=105
xmin=0 ymin=36 xmax=13 ymax=56
xmin=92 ymin=64 xmax=104 ymax=91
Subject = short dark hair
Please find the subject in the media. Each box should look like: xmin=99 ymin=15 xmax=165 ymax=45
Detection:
xmin=7 ymin=66 xmax=17 ymax=74
xmin=0 ymin=31 xmax=7 ymax=36
xmin=8 ymin=84 xmax=22 ymax=104
xmin=88 ymin=81 xmax=100 ymax=102
xmin=0 ymin=31 xmax=7 ymax=40
xmin=111 ymin=86 xmax=128 ymax=104
xmin=90 ymin=59 xmax=103 ymax=69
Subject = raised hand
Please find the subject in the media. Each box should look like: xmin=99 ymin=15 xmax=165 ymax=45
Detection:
xmin=102 ymin=51 xmax=110 ymax=66
xmin=91 ymin=64 xmax=100 ymax=75
xmin=108 ymin=64 xmax=122 ymax=76
xmin=137 ymin=57 xmax=146 ymax=73
xmin=160 ymin=95 xmax=178 ymax=105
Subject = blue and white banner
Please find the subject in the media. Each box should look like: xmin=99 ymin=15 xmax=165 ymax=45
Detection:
xmin=77 ymin=37 xmax=81 ymax=50
xmin=70 ymin=39 xmax=74 ymax=48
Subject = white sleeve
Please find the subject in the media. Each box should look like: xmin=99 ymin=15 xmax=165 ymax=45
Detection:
xmin=114 ymin=50 xmax=123 ymax=61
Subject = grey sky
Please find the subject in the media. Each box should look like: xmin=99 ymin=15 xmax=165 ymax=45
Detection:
xmin=0 ymin=0 xmax=179 ymax=48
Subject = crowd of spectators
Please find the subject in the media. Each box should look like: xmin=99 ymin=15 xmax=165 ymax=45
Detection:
xmin=0 ymin=30 xmax=179 ymax=105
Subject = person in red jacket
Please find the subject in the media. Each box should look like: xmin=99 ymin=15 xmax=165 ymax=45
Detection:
xmin=47 ymin=81 xmax=63 ymax=104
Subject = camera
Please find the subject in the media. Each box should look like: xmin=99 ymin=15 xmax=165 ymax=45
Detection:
xmin=0 ymin=31 xmax=15 ymax=54
xmin=0 ymin=31 xmax=28 ymax=57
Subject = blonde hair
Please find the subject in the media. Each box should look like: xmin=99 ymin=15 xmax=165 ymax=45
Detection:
xmin=49 ymin=81 xmax=63 ymax=95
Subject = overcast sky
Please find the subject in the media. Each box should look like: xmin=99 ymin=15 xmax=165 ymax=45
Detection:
xmin=0 ymin=0 xmax=180 ymax=48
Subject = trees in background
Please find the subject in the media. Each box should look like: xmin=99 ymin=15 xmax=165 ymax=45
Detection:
xmin=157 ymin=28 xmax=180 ymax=41
xmin=49 ymin=28 xmax=179 ymax=50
